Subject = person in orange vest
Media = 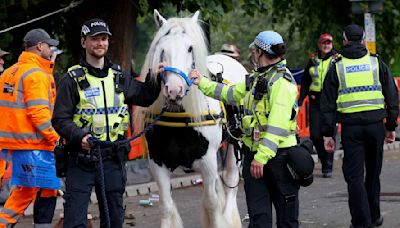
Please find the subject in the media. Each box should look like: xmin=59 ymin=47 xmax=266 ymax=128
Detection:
xmin=0 ymin=48 xmax=10 ymax=205
xmin=0 ymin=28 xmax=60 ymax=227
xmin=298 ymin=34 xmax=339 ymax=178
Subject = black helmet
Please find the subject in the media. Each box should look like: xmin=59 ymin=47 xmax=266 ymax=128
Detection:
xmin=287 ymin=139 xmax=315 ymax=187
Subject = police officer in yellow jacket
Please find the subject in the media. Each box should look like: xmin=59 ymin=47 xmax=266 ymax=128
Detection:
xmin=52 ymin=19 xmax=161 ymax=228
xmin=321 ymin=24 xmax=399 ymax=228
xmin=299 ymin=34 xmax=338 ymax=178
xmin=192 ymin=31 xmax=300 ymax=228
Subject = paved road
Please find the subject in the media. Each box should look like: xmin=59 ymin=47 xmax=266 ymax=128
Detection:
xmin=15 ymin=149 xmax=400 ymax=227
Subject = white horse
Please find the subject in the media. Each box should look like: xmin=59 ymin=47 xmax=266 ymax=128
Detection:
xmin=137 ymin=10 xmax=242 ymax=228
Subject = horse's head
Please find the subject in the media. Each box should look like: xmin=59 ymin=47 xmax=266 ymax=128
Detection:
xmin=150 ymin=10 xmax=207 ymax=107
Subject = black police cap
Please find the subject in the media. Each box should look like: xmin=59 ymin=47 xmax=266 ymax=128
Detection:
xmin=81 ymin=18 xmax=112 ymax=37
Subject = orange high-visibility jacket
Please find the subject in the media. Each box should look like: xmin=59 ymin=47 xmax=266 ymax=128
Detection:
xmin=0 ymin=51 xmax=59 ymax=151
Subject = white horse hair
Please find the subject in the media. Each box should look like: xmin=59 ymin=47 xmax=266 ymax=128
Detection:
xmin=136 ymin=10 xmax=242 ymax=228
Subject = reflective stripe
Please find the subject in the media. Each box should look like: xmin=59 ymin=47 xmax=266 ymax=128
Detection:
xmin=338 ymin=98 xmax=385 ymax=109
xmin=37 ymin=120 xmax=52 ymax=131
xmin=313 ymin=66 xmax=318 ymax=78
xmin=259 ymin=125 xmax=295 ymax=136
xmin=0 ymin=68 xmax=45 ymax=109
xmin=260 ymin=137 xmax=278 ymax=152
xmin=114 ymin=92 xmax=120 ymax=108
xmin=26 ymin=99 xmax=50 ymax=108
xmin=339 ymin=85 xmax=381 ymax=95
xmin=34 ymin=223 xmax=52 ymax=228
xmin=0 ymin=131 xmax=43 ymax=140
xmin=214 ymin=83 xmax=224 ymax=100
xmin=262 ymin=125 xmax=293 ymax=137
xmin=337 ymin=60 xmax=346 ymax=88
xmin=0 ymin=207 xmax=19 ymax=220
xmin=227 ymin=87 xmax=235 ymax=105
xmin=370 ymin=56 xmax=378 ymax=85
xmin=18 ymin=68 xmax=44 ymax=104
xmin=0 ymin=217 xmax=9 ymax=225
xmin=75 ymin=106 xmax=121 ymax=115
xmin=0 ymin=100 xmax=25 ymax=109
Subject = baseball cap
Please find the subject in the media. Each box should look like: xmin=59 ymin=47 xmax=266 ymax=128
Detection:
xmin=0 ymin=49 xmax=9 ymax=57
xmin=343 ymin=24 xmax=365 ymax=41
xmin=249 ymin=31 xmax=284 ymax=55
xmin=23 ymin=28 xmax=59 ymax=47
xmin=81 ymin=18 xmax=112 ymax=37
xmin=319 ymin=33 xmax=333 ymax=43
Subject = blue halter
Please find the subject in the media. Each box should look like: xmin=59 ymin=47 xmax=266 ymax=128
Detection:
xmin=161 ymin=67 xmax=193 ymax=86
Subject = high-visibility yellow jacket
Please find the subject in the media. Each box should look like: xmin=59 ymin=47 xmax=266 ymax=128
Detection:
xmin=336 ymin=54 xmax=384 ymax=113
xmin=198 ymin=60 xmax=298 ymax=165
xmin=0 ymin=52 xmax=59 ymax=151
xmin=309 ymin=55 xmax=334 ymax=92
xmin=68 ymin=65 xmax=129 ymax=142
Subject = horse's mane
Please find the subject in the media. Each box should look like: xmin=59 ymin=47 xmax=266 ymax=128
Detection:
xmin=137 ymin=14 xmax=210 ymax=126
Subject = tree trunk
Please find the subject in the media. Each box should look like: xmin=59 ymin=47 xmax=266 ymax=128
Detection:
xmin=67 ymin=0 xmax=138 ymax=72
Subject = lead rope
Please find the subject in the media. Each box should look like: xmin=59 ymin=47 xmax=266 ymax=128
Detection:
xmin=87 ymin=67 xmax=195 ymax=227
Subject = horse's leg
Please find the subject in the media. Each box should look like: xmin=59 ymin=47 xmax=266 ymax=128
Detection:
xmin=222 ymin=144 xmax=242 ymax=228
xmin=194 ymin=146 xmax=229 ymax=228
xmin=149 ymin=159 xmax=183 ymax=228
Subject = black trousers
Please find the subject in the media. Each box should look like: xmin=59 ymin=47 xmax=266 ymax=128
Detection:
xmin=341 ymin=121 xmax=384 ymax=227
xmin=33 ymin=191 xmax=57 ymax=224
xmin=309 ymin=99 xmax=333 ymax=173
xmin=63 ymin=156 xmax=126 ymax=228
xmin=242 ymin=146 xmax=300 ymax=228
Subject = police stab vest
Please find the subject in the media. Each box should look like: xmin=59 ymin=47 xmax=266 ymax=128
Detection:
xmin=335 ymin=54 xmax=384 ymax=113
xmin=309 ymin=56 xmax=333 ymax=92
xmin=68 ymin=65 xmax=129 ymax=141
xmin=241 ymin=65 xmax=298 ymax=151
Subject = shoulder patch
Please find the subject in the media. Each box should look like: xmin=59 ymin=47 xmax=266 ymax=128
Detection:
xmin=68 ymin=68 xmax=85 ymax=78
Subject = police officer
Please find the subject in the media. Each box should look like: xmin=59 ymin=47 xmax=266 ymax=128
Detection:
xmin=321 ymin=24 xmax=398 ymax=228
xmin=298 ymin=33 xmax=338 ymax=178
xmin=51 ymin=19 xmax=161 ymax=228
xmin=192 ymin=31 xmax=300 ymax=227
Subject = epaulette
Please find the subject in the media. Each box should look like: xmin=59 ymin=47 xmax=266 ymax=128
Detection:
xmin=68 ymin=67 xmax=90 ymax=90
xmin=68 ymin=68 xmax=85 ymax=78
xmin=283 ymin=73 xmax=293 ymax=82
xmin=309 ymin=52 xmax=318 ymax=59
xmin=331 ymin=53 xmax=342 ymax=64
xmin=110 ymin=63 xmax=122 ymax=73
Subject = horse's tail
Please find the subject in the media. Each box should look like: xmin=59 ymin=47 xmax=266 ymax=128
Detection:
xmin=221 ymin=144 xmax=242 ymax=228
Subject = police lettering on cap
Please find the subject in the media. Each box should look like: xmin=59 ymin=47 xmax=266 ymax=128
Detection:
xmin=81 ymin=18 xmax=112 ymax=37
xmin=249 ymin=31 xmax=284 ymax=55
xmin=23 ymin=28 xmax=59 ymax=47
xmin=343 ymin=24 xmax=365 ymax=42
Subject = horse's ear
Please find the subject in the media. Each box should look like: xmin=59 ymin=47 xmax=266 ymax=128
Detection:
xmin=191 ymin=10 xmax=200 ymax=22
xmin=154 ymin=9 xmax=167 ymax=28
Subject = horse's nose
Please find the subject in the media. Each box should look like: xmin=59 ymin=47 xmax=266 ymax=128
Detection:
xmin=164 ymin=85 xmax=180 ymax=100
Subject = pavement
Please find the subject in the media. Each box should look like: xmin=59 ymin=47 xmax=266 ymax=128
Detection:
xmin=11 ymin=143 xmax=400 ymax=227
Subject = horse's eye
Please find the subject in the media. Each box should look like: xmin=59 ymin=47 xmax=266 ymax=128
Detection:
xmin=188 ymin=46 xmax=193 ymax=53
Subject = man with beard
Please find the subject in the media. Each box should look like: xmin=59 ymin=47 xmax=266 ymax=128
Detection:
xmin=298 ymin=34 xmax=339 ymax=178
xmin=52 ymin=19 xmax=161 ymax=228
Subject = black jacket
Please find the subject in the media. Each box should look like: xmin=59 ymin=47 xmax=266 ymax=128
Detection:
xmin=298 ymin=49 xmax=338 ymax=106
xmin=51 ymin=58 xmax=160 ymax=149
xmin=321 ymin=42 xmax=399 ymax=137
